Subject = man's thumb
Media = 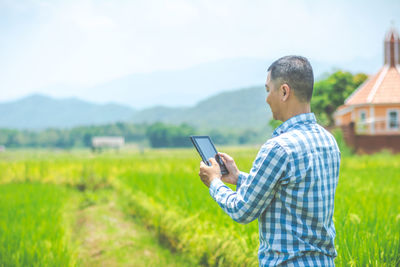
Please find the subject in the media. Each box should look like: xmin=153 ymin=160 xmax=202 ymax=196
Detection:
xmin=209 ymin=157 xmax=218 ymax=166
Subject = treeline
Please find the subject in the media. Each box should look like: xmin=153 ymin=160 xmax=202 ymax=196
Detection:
xmin=0 ymin=122 xmax=268 ymax=149
xmin=0 ymin=123 xmax=147 ymax=148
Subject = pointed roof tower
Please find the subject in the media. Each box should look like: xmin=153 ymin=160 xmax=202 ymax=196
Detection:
xmin=384 ymin=27 xmax=400 ymax=67
xmin=345 ymin=27 xmax=400 ymax=105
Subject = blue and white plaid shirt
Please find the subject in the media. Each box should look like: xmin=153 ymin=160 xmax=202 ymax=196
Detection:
xmin=210 ymin=113 xmax=340 ymax=266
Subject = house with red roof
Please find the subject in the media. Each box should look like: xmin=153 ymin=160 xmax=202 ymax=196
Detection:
xmin=334 ymin=27 xmax=400 ymax=153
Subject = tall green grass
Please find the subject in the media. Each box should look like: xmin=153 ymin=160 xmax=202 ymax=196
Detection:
xmin=0 ymin=183 xmax=76 ymax=267
xmin=115 ymin=148 xmax=260 ymax=266
xmin=0 ymin=148 xmax=399 ymax=266
xmin=114 ymin=149 xmax=400 ymax=266
xmin=334 ymin=154 xmax=400 ymax=266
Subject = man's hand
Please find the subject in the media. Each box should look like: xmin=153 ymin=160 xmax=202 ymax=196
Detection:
xmin=199 ymin=158 xmax=222 ymax=187
xmin=218 ymin=152 xmax=240 ymax=185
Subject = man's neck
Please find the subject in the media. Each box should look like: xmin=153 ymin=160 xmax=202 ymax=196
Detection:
xmin=281 ymin=104 xmax=311 ymax=122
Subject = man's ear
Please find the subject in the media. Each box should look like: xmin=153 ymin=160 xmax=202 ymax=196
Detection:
xmin=281 ymin=84 xmax=290 ymax=102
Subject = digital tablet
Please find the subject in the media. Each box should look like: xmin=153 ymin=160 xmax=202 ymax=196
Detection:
xmin=190 ymin=135 xmax=229 ymax=175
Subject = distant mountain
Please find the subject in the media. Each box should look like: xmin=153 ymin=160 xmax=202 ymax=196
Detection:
xmin=4 ymin=57 xmax=378 ymax=111
xmin=61 ymin=57 xmax=379 ymax=109
xmin=0 ymin=87 xmax=272 ymax=131
xmin=132 ymin=86 xmax=272 ymax=131
xmin=85 ymin=58 xmax=271 ymax=108
xmin=0 ymin=94 xmax=135 ymax=130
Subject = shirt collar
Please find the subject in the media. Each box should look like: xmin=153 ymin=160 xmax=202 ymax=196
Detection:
xmin=272 ymin=113 xmax=317 ymax=137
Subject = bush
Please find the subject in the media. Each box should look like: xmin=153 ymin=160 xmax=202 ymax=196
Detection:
xmin=332 ymin=128 xmax=353 ymax=157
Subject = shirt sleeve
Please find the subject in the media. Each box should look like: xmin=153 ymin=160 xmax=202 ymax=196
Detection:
xmin=209 ymin=142 xmax=288 ymax=224
xmin=236 ymin=171 xmax=248 ymax=189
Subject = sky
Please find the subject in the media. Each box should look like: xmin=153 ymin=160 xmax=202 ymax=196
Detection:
xmin=1 ymin=0 xmax=399 ymax=107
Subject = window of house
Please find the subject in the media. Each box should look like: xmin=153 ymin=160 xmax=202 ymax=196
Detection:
xmin=388 ymin=110 xmax=399 ymax=129
xmin=357 ymin=110 xmax=367 ymax=133
xmin=360 ymin=111 xmax=366 ymax=122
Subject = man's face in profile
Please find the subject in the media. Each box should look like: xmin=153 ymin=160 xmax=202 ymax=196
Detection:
xmin=265 ymin=72 xmax=280 ymax=120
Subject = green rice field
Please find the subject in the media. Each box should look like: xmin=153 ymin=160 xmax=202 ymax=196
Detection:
xmin=0 ymin=183 xmax=77 ymax=266
xmin=0 ymin=148 xmax=399 ymax=266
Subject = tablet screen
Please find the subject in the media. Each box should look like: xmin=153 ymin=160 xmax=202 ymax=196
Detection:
xmin=195 ymin=137 xmax=217 ymax=163
xmin=190 ymin=135 xmax=229 ymax=174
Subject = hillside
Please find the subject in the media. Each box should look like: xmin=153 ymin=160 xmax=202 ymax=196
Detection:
xmin=0 ymin=87 xmax=272 ymax=131
xmin=0 ymin=94 xmax=135 ymax=130
xmin=132 ymin=86 xmax=272 ymax=130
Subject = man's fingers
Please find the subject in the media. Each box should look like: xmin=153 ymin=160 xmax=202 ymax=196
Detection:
xmin=218 ymin=154 xmax=228 ymax=165
xmin=199 ymin=161 xmax=206 ymax=177
xmin=218 ymin=152 xmax=234 ymax=162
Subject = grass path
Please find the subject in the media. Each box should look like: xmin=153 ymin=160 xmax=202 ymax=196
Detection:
xmin=68 ymin=189 xmax=198 ymax=267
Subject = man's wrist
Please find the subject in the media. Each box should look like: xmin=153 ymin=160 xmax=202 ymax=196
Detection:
xmin=209 ymin=178 xmax=224 ymax=199
xmin=209 ymin=176 xmax=221 ymax=188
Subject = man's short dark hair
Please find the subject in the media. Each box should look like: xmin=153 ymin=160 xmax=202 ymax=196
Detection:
xmin=267 ymin=55 xmax=314 ymax=102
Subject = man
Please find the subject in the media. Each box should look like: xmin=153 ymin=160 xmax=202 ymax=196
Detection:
xmin=199 ymin=56 xmax=340 ymax=266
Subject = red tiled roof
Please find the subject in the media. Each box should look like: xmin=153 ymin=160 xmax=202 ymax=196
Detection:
xmin=345 ymin=66 xmax=400 ymax=105
xmin=372 ymin=67 xmax=400 ymax=103
xmin=344 ymin=27 xmax=400 ymax=106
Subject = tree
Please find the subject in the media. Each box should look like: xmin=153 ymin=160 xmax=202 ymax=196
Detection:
xmin=146 ymin=123 xmax=195 ymax=148
xmin=238 ymin=129 xmax=258 ymax=144
xmin=311 ymin=71 xmax=367 ymax=126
